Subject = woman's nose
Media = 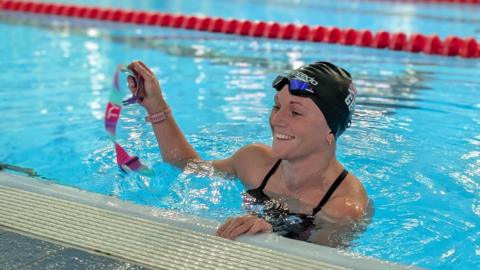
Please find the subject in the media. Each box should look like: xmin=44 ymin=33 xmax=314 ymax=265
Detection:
xmin=270 ymin=109 xmax=288 ymax=127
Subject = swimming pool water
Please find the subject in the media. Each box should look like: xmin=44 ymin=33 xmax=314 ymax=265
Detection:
xmin=1 ymin=1 xmax=479 ymax=269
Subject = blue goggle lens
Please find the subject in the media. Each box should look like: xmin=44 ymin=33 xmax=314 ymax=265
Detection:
xmin=273 ymin=76 xmax=314 ymax=96
xmin=289 ymin=79 xmax=310 ymax=92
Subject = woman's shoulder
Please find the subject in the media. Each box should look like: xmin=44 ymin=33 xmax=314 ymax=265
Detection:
xmin=229 ymin=143 xmax=274 ymax=164
xmin=319 ymin=172 xmax=369 ymax=223
xmin=231 ymin=143 xmax=278 ymax=188
xmin=212 ymin=143 xmax=276 ymax=185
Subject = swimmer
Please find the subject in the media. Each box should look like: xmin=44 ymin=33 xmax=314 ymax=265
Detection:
xmin=127 ymin=60 xmax=369 ymax=247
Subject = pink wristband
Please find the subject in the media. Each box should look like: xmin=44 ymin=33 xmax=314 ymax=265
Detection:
xmin=145 ymin=107 xmax=171 ymax=124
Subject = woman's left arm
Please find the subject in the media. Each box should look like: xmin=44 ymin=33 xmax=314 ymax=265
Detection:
xmin=308 ymin=197 xmax=370 ymax=247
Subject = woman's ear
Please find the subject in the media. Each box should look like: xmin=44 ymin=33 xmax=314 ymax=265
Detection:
xmin=326 ymin=131 xmax=335 ymax=145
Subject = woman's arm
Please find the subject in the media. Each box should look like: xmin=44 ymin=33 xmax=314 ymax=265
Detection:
xmin=308 ymin=197 xmax=370 ymax=247
xmin=127 ymin=61 xmax=272 ymax=179
xmin=128 ymin=61 xmax=200 ymax=168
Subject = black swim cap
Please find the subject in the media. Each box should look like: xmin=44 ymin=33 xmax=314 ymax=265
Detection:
xmin=272 ymin=61 xmax=356 ymax=139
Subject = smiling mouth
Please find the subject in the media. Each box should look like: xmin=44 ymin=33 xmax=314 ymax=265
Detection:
xmin=274 ymin=132 xmax=295 ymax=140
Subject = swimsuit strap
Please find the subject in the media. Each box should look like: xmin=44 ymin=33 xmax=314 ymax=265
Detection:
xmin=246 ymin=159 xmax=281 ymax=201
xmin=259 ymin=159 xmax=282 ymax=191
xmin=311 ymin=169 xmax=349 ymax=216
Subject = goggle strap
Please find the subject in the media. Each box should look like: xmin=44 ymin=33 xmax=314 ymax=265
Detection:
xmin=272 ymin=75 xmax=289 ymax=91
xmin=104 ymin=65 xmax=152 ymax=176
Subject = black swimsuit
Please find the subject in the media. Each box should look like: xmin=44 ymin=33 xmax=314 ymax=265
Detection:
xmin=245 ymin=159 xmax=349 ymax=240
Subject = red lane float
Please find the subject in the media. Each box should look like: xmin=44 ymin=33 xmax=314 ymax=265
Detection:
xmin=424 ymin=35 xmax=443 ymax=54
xmin=266 ymin=22 xmax=281 ymax=38
xmin=252 ymin=21 xmax=267 ymax=37
xmin=281 ymin=24 xmax=296 ymax=40
xmin=184 ymin=16 xmax=198 ymax=29
xmin=357 ymin=30 xmax=374 ymax=47
xmin=237 ymin=20 xmax=252 ymax=35
xmin=374 ymin=31 xmax=390 ymax=49
xmin=1 ymin=0 xmax=478 ymax=58
xmin=296 ymin=25 xmax=310 ymax=41
xmin=341 ymin=29 xmax=358 ymax=45
xmin=390 ymin=32 xmax=408 ymax=51
xmin=407 ymin=34 xmax=427 ymax=52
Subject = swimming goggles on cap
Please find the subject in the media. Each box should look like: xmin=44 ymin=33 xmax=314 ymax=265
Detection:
xmin=104 ymin=65 xmax=152 ymax=176
xmin=272 ymin=75 xmax=315 ymax=96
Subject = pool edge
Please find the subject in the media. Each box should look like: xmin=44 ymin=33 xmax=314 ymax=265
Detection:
xmin=0 ymin=172 xmax=418 ymax=270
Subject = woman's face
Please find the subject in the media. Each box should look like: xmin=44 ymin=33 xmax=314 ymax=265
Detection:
xmin=269 ymin=86 xmax=332 ymax=161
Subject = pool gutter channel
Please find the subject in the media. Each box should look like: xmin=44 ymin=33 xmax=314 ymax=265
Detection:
xmin=0 ymin=172 xmax=415 ymax=270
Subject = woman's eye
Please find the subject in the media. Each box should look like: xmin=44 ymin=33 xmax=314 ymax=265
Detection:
xmin=291 ymin=111 xmax=302 ymax=116
xmin=272 ymin=105 xmax=280 ymax=111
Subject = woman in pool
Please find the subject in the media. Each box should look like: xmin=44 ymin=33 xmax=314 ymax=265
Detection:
xmin=127 ymin=60 xmax=369 ymax=246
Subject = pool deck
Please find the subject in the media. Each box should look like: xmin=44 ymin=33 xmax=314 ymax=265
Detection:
xmin=0 ymin=226 xmax=150 ymax=269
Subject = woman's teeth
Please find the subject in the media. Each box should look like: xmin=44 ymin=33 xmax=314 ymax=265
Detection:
xmin=275 ymin=133 xmax=295 ymax=140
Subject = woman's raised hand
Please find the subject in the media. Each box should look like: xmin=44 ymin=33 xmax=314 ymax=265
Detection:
xmin=127 ymin=60 xmax=168 ymax=114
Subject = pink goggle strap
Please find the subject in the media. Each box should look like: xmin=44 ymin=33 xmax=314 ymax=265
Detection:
xmin=103 ymin=65 xmax=152 ymax=175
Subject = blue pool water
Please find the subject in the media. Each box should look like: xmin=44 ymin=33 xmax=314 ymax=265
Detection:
xmin=1 ymin=1 xmax=479 ymax=269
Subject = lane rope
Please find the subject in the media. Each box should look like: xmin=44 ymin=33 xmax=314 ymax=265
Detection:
xmin=0 ymin=0 xmax=478 ymax=58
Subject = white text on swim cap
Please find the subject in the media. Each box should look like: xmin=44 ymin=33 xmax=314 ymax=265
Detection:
xmin=291 ymin=71 xmax=318 ymax=86
xmin=345 ymin=83 xmax=356 ymax=112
